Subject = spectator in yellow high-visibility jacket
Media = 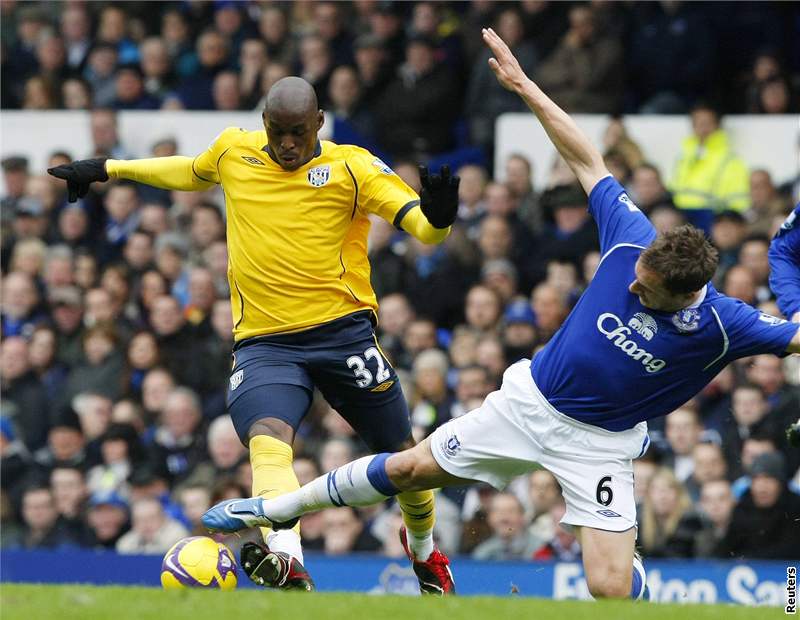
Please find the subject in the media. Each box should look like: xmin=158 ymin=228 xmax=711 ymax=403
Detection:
xmin=670 ymin=103 xmax=750 ymax=233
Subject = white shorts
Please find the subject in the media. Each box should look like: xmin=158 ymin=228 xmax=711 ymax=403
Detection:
xmin=430 ymin=360 xmax=649 ymax=532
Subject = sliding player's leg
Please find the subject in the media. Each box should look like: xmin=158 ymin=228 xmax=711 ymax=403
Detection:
xmin=535 ymin=415 xmax=649 ymax=600
xmin=205 ymin=382 xmax=540 ymax=530
xmin=577 ymin=526 xmax=643 ymax=599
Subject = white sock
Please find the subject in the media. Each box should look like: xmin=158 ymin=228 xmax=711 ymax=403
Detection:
xmin=262 ymin=454 xmax=396 ymax=522
xmin=266 ymin=528 xmax=304 ymax=564
xmin=406 ymin=528 xmax=435 ymax=561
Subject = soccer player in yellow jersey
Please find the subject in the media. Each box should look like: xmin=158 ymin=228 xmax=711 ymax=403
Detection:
xmin=49 ymin=77 xmax=459 ymax=594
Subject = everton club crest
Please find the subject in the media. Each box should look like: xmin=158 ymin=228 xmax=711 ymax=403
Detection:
xmin=672 ymin=307 xmax=700 ymax=333
xmin=307 ymin=164 xmax=330 ymax=187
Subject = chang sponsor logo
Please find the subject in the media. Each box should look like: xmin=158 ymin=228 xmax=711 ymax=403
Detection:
xmin=596 ymin=312 xmax=666 ymax=373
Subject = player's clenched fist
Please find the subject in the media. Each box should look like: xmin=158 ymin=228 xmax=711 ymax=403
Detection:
xmin=418 ymin=164 xmax=459 ymax=229
xmin=47 ymin=158 xmax=109 ymax=202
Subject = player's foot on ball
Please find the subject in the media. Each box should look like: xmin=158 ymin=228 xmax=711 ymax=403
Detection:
xmin=202 ymin=498 xmax=299 ymax=533
xmin=241 ymin=542 xmax=315 ymax=591
xmin=399 ymin=526 xmax=456 ymax=595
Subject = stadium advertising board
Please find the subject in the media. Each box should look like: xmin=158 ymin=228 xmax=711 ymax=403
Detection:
xmin=1 ymin=550 xmax=791 ymax=606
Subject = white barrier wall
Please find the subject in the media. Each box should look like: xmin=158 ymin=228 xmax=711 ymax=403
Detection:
xmin=0 ymin=110 xmax=797 ymax=192
xmin=0 ymin=110 xmax=333 ymax=178
xmin=495 ymin=113 xmax=800 ymax=190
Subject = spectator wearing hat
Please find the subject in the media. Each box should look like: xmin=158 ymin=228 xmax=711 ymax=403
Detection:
xmin=213 ymin=1 xmax=258 ymax=63
xmin=718 ymin=452 xmax=800 ymax=560
xmin=48 ymin=286 xmax=85 ymax=368
xmin=368 ymin=1 xmax=407 ymax=71
xmin=528 ymin=183 xmax=599 ymax=287
xmin=501 ymin=298 xmax=537 ymax=363
xmin=1 ymin=336 xmax=50 ymax=453
xmin=375 ymin=33 xmax=459 ymax=160
xmin=85 ymin=490 xmax=130 ymax=549
xmin=32 ymin=405 xmax=88 ymax=474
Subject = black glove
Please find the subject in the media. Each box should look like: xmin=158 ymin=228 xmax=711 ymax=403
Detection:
xmin=419 ymin=164 xmax=459 ymax=229
xmin=47 ymin=158 xmax=109 ymax=202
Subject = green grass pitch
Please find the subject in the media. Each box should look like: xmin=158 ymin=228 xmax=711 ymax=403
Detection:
xmin=0 ymin=584 xmax=777 ymax=620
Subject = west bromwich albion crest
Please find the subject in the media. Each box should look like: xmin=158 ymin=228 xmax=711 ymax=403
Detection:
xmin=307 ymin=164 xmax=331 ymax=187
xmin=672 ymin=307 xmax=700 ymax=333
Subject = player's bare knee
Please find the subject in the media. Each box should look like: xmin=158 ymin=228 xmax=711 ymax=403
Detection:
xmin=586 ymin=568 xmax=631 ymax=599
xmin=385 ymin=451 xmax=425 ymax=491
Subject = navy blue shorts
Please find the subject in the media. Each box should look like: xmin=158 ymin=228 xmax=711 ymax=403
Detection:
xmin=227 ymin=311 xmax=412 ymax=451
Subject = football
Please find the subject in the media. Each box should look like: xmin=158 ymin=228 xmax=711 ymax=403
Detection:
xmin=160 ymin=536 xmax=238 ymax=590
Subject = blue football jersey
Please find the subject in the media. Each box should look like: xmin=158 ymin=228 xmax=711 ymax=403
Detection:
xmin=531 ymin=177 xmax=798 ymax=431
xmin=768 ymin=203 xmax=800 ymax=319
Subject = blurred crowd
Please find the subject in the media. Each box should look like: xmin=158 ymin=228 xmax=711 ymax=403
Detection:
xmin=2 ymin=0 xmax=800 ymax=163
xmin=2 ymin=0 xmax=800 ymax=564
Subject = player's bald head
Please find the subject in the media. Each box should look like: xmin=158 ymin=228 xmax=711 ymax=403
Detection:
xmin=264 ymin=76 xmax=318 ymax=118
xmin=261 ymin=76 xmax=324 ymax=170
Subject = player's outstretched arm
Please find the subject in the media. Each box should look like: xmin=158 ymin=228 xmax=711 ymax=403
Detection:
xmin=786 ymin=325 xmax=800 ymax=354
xmin=482 ymin=27 xmax=609 ymax=195
xmin=48 ymin=156 xmax=215 ymax=201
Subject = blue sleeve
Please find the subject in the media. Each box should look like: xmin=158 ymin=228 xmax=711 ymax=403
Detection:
xmin=588 ymin=176 xmax=657 ymax=255
xmin=768 ymin=205 xmax=800 ymax=318
xmin=715 ymin=296 xmax=800 ymax=360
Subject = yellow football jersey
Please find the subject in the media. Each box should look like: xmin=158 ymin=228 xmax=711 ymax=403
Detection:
xmin=189 ymin=127 xmax=419 ymax=341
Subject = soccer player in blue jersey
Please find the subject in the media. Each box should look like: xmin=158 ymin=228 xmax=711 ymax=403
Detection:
xmin=768 ymin=203 xmax=800 ymax=447
xmin=769 ymin=203 xmax=800 ymax=323
xmin=204 ymin=29 xmax=800 ymax=598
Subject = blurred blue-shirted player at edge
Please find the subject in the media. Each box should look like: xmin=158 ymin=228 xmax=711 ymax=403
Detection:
xmin=203 ymin=29 xmax=800 ymax=599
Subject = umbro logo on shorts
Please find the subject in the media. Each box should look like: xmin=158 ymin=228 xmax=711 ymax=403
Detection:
xmin=242 ymin=156 xmax=265 ymax=165
xmin=370 ymin=380 xmax=395 ymax=393
xmin=230 ymin=369 xmax=244 ymax=391
xmin=596 ymin=509 xmax=622 ymax=518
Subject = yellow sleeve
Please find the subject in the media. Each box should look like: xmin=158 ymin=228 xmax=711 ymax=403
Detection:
xmin=106 ymin=126 xmax=245 ymax=190
xmin=348 ymin=148 xmax=450 ymax=244
xmin=397 ymin=205 xmax=450 ymax=244
xmin=106 ymin=156 xmax=214 ymax=191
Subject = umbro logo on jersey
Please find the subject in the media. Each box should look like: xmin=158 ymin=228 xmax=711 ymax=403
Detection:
xmin=627 ymin=312 xmax=657 ymax=341
xmin=758 ymin=312 xmax=787 ymax=325
xmin=597 ymin=312 xmax=666 ymax=373
xmin=242 ymin=156 xmax=265 ymax=165
xmin=308 ymin=164 xmax=330 ymax=187
xmin=618 ymin=192 xmax=640 ymax=213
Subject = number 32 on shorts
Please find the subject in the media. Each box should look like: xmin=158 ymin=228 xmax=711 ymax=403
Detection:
xmin=346 ymin=347 xmax=391 ymax=388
